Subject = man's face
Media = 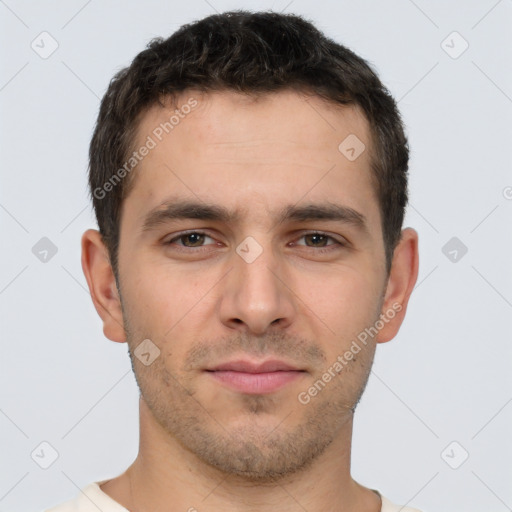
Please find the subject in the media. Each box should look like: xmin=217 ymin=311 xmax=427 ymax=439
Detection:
xmin=116 ymin=90 xmax=390 ymax=481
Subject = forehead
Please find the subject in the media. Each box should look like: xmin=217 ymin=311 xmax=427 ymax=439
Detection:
xmin=122 ymin=89 xmax=379 ymax=228
xmin=135 ymin=89 xmax=372 ymax=159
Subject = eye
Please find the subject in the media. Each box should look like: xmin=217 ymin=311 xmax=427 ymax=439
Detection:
xmin=293 ymin=232 xmax=343 ymax=249
xmin=167 ymin=231 xmax=216 ymax=248
xmin=298 ymin=233 xmax=335 ymax=247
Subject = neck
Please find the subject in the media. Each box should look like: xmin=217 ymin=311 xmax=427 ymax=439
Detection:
xmin=101 ymin=399 xmax=381 ymax=512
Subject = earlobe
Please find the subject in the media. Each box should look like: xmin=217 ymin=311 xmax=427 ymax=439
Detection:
xmin=376 ymin=228 xmax=419 ymax=344
xmin=81 ymin=229 xmax=126 ymax=343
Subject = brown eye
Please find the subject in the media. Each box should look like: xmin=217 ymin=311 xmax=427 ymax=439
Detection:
xmin=179 ymin=233 xmax=206 ymax=247
xmin=294 ymin=232 xmax=340 ymax=248
xmin=167 ymin=232 xmax=215 ymax=248
xmin=303 ymin=233 xmax=330 ymax=247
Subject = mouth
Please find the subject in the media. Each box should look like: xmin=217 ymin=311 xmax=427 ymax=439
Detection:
xmin=204 ymin=359 xmax=306 ymax=394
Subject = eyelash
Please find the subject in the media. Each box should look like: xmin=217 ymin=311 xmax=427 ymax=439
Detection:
xmin=165 ymin=230 xmax=345 ymax=254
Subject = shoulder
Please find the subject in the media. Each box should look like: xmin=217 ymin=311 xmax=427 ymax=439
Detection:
xmin=44 ymin=482 xmax=128 ymax=512
xmin=379 ymin=494 xmax=424 ymax=512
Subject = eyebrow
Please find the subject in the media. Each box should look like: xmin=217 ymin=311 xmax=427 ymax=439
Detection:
xmin=140 ymin=199 xmax=367 ymax=233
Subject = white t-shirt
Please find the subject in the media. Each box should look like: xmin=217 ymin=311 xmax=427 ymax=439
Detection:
xmin=45 ymin=481 xmax=424 ymax=512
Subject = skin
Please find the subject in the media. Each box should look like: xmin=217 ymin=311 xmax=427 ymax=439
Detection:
xmin=82 ymin=89 xmax=419 ymax=512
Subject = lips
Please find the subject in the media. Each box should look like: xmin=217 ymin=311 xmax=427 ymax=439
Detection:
xmin=208 ymin=359 xmax=301 ymax=373
xmin=205 ymin=359 xmax=305 ymax=394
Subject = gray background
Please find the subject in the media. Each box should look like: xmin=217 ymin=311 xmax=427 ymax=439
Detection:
xmin=1 ymin=1 xmax=511 ymax=511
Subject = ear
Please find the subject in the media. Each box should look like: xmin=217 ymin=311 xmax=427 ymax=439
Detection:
xmin=81 ymin=229 xmax=126 ymax=343
xmin=376 ymin=228 xmax=419 ymax=344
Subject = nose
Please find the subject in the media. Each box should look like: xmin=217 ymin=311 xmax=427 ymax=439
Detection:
xmin=218 ymin=241 xmax=297 ymax=335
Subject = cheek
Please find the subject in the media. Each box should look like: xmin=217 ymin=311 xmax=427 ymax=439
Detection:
xmin=120 ymin=259 xmax=218 ymax=344
xmin=295 ymin=265 xmax=383 ymax=334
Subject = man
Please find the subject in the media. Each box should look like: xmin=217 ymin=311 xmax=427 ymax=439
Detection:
xmin=48 ymin=10 xmax=421 ymax=512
